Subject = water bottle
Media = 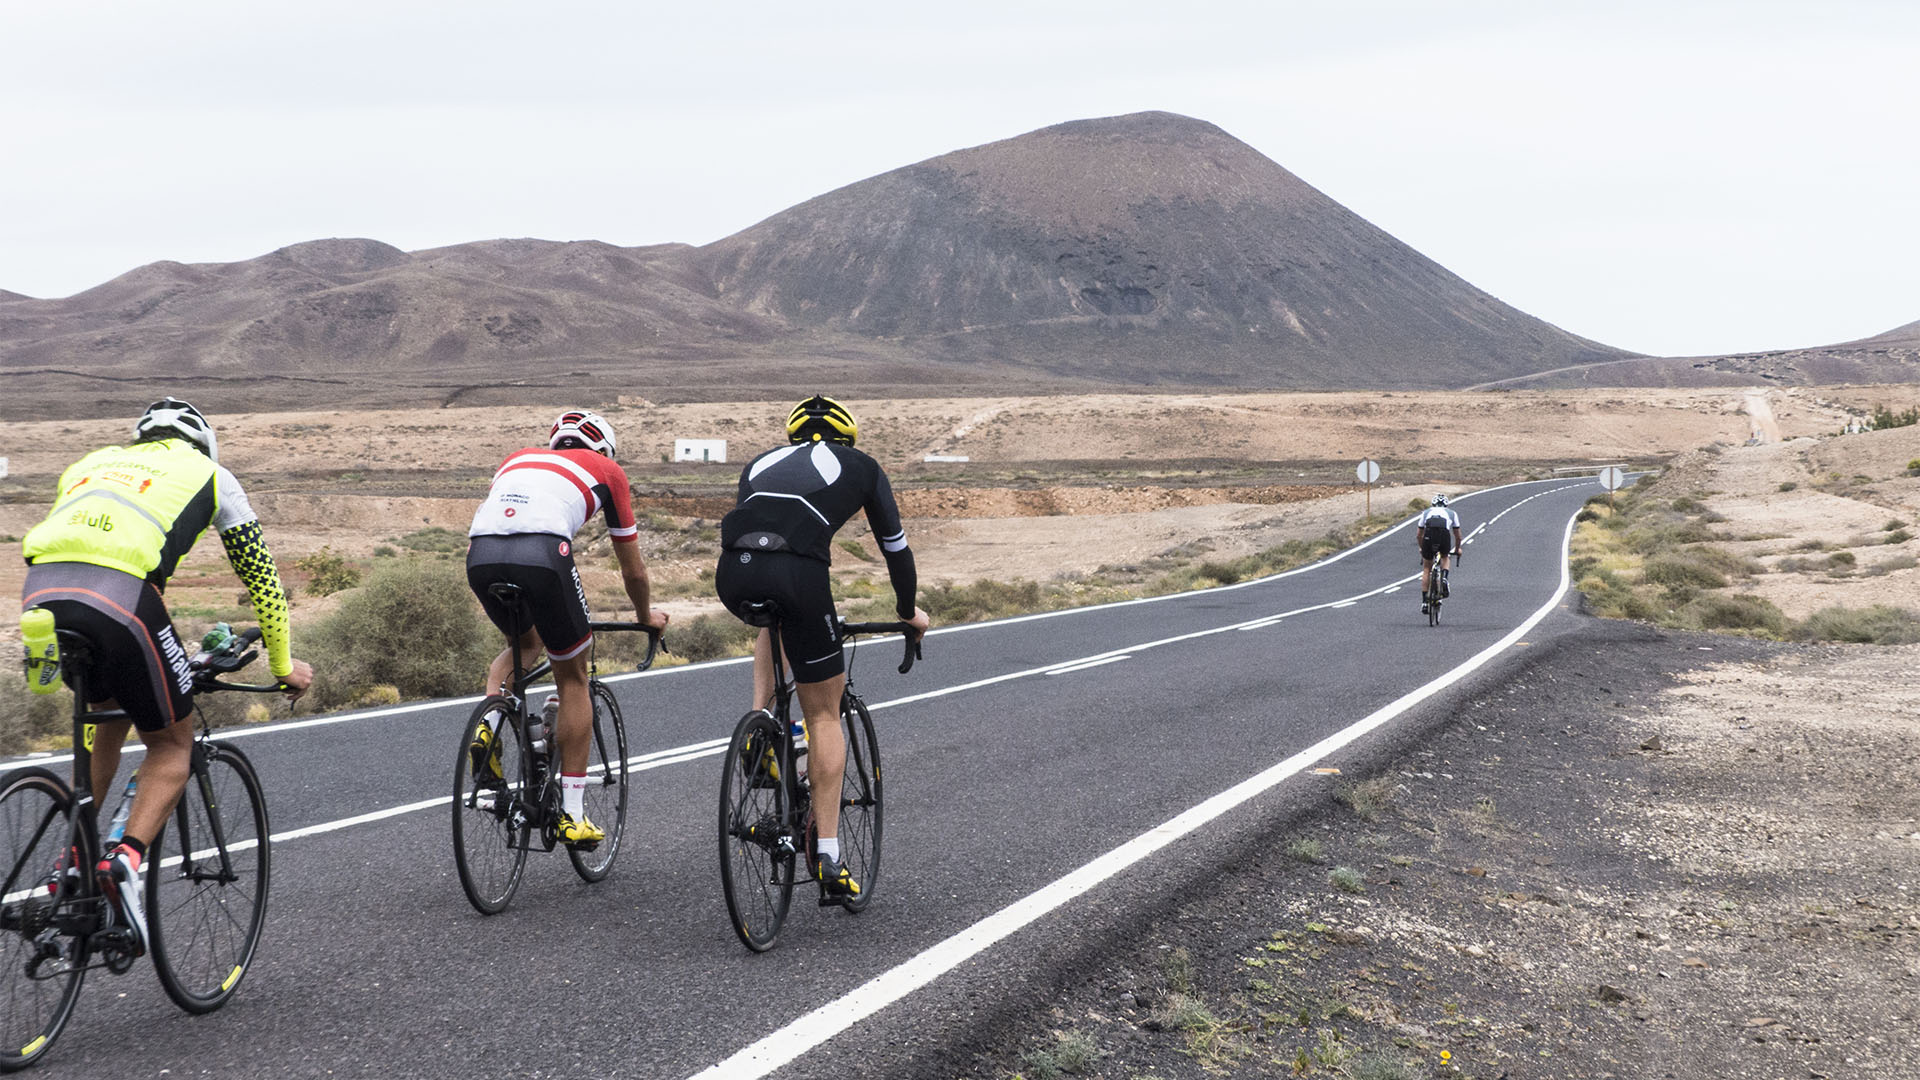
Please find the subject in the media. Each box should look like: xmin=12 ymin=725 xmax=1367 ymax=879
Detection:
xmin=790 ymin=717 xmax=808 ymax=782
xmin=530 ymin=694 xmax=558 ymax=754
xmin=200 ymin=622 xmax=235 ymax=654
xmin=105 ymin=774 xmax=139 ymax=846
xmin=21 ymin=607 xmax=60 ymax=695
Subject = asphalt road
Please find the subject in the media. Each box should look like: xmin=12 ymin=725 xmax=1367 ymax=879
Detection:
xmin=7 ymin=477 xmax=1599 ymax=1079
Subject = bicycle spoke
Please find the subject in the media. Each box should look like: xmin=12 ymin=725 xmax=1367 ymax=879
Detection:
xmin=453 ymin=698 xmax=530 ymax=914
xmin=0 ymin=768 xmax=88 ymax=1069
xmin=147 ymin=743 xmax=270 ymax=1014
xmin=719 ymin=711 xmax=794 ymax=951
xmin=569 ymin=683 xmax=629 ymax=883
xmin=833 ymin=696 xmax=883 ymax=913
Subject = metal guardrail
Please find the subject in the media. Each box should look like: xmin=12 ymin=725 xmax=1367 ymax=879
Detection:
xmin=1550 ymin=463 xmax=1628 ymax=476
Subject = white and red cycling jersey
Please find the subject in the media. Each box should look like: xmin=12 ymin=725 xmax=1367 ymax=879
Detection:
xmin=468 ymin=447 xmax=640 ymax=543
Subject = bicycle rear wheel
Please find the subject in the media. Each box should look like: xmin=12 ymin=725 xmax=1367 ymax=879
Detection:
xmin=0 ymin=767 xmax=89 ymax=1071
xmin=569 ymin=682 xmax=630 ymax=883
xmin=147 ymin=741 xmax=270 ymax=1014
xmin=718 ymin=709 xmax=793 ymax=951
xmin=833 ymin=694 xmax=883 ymax=913
xmin=452 ymin=697 xmax=530 ymax=914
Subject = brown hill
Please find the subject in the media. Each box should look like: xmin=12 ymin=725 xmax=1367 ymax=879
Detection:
xmin=1855 ymin=318 xmax=1920 ymax=347
xmin=699 ymin=112 xmax=1631 ymax=386
xmin=0 ymin=111 xmax=1640 ymax=413
xmin=1474 ymin=315 xmax=1920 ymax=390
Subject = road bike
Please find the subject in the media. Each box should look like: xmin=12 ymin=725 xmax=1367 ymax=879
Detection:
xmin=1421 ymin=549 xmax=1460 ymax=626
xmin=451 ymin=582 xmax=661 ymax=915
xmin=0 ymin=623 xmax=286 ymax=1071
xmin=717 ymin=605 xmax=919 ymax=952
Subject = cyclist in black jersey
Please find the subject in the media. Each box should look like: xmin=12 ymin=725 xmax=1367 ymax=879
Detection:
xmin=1416 ymin=493 xmax=1464 ymax=614
xmin=714 ymin=396 xmax=929 ymax=902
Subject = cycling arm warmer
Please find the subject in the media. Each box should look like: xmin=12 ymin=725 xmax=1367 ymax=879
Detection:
xmin=220 ymin=520 xmax=294 ymax=678
xmin=882 ymin=544 xmax=918 ymax=620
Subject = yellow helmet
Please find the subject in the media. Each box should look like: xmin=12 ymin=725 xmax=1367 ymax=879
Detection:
xmin=785 ymin=395 xmax=858 ymax=446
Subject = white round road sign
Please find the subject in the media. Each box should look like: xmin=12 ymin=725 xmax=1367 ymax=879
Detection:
xmin=1598 ymin=466 xmax=1628 ymax=491
xmin=1356 ymin=458 xmax=1380 ymax=484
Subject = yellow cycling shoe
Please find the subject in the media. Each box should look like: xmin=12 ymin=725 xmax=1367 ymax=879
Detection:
xmin=468 ymin=717 xmax=504 ymax=784
xmin=816 ymin=854 xmax=861 ymax=907
xmin=556 ymin=811 xmax=604 ymax=851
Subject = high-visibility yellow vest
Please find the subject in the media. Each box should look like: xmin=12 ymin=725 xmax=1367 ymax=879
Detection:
xmin=22 ymin=439 xmax=220 ymax=585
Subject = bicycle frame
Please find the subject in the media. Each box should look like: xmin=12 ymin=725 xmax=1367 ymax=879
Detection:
xmin=477 ymin=582 xmax=658 ymax=851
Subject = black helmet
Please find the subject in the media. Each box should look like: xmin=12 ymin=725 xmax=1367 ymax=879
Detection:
xmin=786 ymin=395 xmax=858 ymax=446
xmin=133 ymin=398 xmax=218 ymax=462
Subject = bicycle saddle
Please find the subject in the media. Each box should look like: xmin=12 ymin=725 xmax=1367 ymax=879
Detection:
xmin=737 ymin=599 xmax=782 ymax=628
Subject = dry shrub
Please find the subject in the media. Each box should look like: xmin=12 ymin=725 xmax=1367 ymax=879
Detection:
xmin=1791 ymin=605 xmax=1920 ymax=645
xmin=303 ymin=559 xmax=496 ymax=709
xmin=669 ymin=614 xmax=758 ymax=663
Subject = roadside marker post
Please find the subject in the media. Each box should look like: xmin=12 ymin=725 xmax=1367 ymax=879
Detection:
xmin=1598 ymin=465 xmax=1628 ymax=507
xmin=1355 ymin=458 xmax=1380 ymax=516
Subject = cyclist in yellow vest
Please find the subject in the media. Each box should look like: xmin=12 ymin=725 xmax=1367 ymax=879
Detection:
xmin=19 ymin=398 xmax=313 ymax=956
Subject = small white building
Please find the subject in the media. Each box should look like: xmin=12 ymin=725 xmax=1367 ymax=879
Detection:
xmin=674 ymin=438 xmax=727 ymax=463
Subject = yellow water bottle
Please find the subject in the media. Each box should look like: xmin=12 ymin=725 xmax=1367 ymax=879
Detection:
xmin=21 ymin=607 xmax=60 ymax=695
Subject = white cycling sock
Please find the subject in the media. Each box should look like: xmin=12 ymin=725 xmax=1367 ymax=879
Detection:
xmin=562 ymin=773 xmax=587 ymax=817
xmin=816 ymin=836 xmax=840 ymax=862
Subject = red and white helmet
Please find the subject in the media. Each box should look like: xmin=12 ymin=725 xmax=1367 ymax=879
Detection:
xmin=548 ymin=410 xmax=617 ymax=459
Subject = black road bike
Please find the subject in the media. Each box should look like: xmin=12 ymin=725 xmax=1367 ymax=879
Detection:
xmin=1422 ymin=549 xmax=1460 ymax=626
xmin=0 ymin=624 xmax=285 ymax=1071
xmin=718 ymin=605 xmax=919 ymax=952
xmin=451 ymin=582 xmax=661 ymax=915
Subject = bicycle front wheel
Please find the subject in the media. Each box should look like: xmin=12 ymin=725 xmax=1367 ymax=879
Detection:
xmin=0 ymin=767 xmax=89 ymax=1072
xmin=718 ymin=709 xmax=793 ymax=951
xmin=834 ymin=694 xmax=883 ymax=913
xmin=147 ymin=741 xmax=270 ymax=1014
xmin=569 ymin=682 xmax=630 ymax=883
xmin=452 ymin=697 xmax=530 ymax=914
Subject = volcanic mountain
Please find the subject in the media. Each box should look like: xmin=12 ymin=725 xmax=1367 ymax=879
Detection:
xmin=700 ymin=111 xmax=1630 ymax=385
xmin=0 ymin=111 xmax=1636 ymax=411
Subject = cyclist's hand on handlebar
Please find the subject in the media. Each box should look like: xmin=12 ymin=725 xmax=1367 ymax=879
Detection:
xmin=905 ymin=606 xmax=930 ymax=641
xmin=644 ymin=608 xmax=670 ymax=632
xmin=278 ymin=658 xmax=315 ymax=701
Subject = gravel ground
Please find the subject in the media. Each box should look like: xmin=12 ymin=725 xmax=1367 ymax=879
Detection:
xmin=939 ymin=615 xmax=1919 ymax=1080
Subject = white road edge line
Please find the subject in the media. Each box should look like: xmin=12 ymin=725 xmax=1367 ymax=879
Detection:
xmin=9 ymin=480 xmax=1588 ymax=770
xmin=4 ymin=484 xmax=1586 ymax=875
xmin=685 ymin=505 xmax=1581 ymax=1080
xmin=1 ymin=560 xmax=1436 ymax=883
xmin=1044 ymin=655 xmax=1131 ymax=676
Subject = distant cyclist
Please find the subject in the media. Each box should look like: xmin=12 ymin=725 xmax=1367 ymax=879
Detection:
xmin=466 ymin=410 xmax=669 ymax=849
xmin=1417 ymin=493 xmax=1464 ymax=614
xmin=713 ymin=395 xmax=929 ymax=904
xmin=19 ymin=398 xmax=314 ymax=954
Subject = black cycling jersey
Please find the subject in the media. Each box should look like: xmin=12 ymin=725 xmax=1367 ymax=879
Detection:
xmin=719 ymin=440 xmax=916 ymax=618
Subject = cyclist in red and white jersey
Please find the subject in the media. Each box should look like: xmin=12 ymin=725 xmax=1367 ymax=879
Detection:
xmin=466 ymin=410 xmax=668 ymax=848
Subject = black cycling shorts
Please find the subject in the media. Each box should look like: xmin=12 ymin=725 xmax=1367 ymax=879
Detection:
xmin=21 ymin=562 xmax=195 ymax=732
xmin=714 ymin=549 xmax=844 ymax=683
xmin=1420 ymin=525 xmax=1454 ymax=560
xmin=467 ymin=533 xmax=594 ymax=661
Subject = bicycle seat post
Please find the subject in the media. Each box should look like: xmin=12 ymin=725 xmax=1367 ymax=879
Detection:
xmin=738 ymin=599 xmax=789 ymax=713
xmin=487 ymin=582 xmax=528 ymax=699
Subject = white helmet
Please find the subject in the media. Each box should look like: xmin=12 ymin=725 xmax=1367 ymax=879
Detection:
xmin=548 ymin=409 xmax=617 ymax=459
xmin=133 ymin=398 xmax=218 ymax=462
xmin=1431 ymin=493 xmax=1448 ymax=506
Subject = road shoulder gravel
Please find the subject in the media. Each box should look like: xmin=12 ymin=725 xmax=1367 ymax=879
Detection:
xmin=806 ymin=615 xmax=1919 ymax=1080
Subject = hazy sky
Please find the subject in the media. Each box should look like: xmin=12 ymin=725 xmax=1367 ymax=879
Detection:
xmin=5 ymin=1 xmax=1916 ymax=357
